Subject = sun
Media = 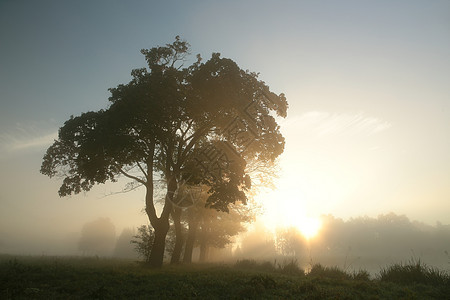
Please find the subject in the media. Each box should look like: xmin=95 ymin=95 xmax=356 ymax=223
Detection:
xmin=258 ymin=189 xmax=322 ymax=240
xmin=295 ymin=217 xmax=322 ymax=239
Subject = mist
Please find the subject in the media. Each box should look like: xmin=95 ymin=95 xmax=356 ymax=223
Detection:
xmin=2 ymin=212 xmax=448 ymax=275
xmin=237 ymin=214 xmax=450 ymax=275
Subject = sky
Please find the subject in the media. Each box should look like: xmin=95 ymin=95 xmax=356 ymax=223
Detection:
xmin=0 ymin=0 xmax=449 ymax=254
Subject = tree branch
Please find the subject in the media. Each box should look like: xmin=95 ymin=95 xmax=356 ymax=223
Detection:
xmin=136 ymin=161 xmax=148 ymax=178
xmin=98 ymin=182 xmax=145 ymax=199
xmin=179 ymin=122 xmax=213 ymax=163
xmin=118 ymin=168 xmax=146 ymax=185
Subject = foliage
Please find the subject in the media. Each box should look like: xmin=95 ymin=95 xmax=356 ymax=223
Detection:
xmin=40 ymin=36 xmax=287 ymax=205
xmin=130 ymin=225 xmax=154 ymax=262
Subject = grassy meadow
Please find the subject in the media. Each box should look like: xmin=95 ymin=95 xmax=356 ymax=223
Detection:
xmin=1 ymin=255 xmax=449 ymax=299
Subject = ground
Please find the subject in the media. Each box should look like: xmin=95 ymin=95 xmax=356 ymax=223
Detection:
xmin=1 ymin=255 xmax=449 ymax=299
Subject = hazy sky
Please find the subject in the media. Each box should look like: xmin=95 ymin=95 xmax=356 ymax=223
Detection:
xmin=1 ymin=1 xmax=449 ymax=254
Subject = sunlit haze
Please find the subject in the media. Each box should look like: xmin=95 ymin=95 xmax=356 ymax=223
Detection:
xmin=0 ymin=0 xmax=449 ymax=259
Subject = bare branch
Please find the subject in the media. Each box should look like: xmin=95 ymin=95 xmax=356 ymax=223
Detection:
xmin=98 ymin=182 xmax=145 ymax=199
xmin=181 ymin=119 xmax=194 ymax=139
xmin=179 ymin=122 xmax=213 ymax=163
xmin=119 ymin=168 xmax=146 ymax=185
xmin=136 ymin=161 xmax=148 ymax=178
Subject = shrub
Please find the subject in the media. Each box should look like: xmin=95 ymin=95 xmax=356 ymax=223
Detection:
xmin=130 ymin=225 xmax=154 ymax=262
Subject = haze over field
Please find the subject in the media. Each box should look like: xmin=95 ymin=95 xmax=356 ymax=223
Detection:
xmin=0 ymin=0 xmax=449 ymax=267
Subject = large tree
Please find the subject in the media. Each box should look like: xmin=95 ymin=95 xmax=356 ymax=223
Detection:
xmin=41 ymin=37 xmax=287 ymax=267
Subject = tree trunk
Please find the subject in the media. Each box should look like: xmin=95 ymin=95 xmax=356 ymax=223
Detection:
xmin=148 ymin=219 xmax=169 ymax=268
xmin=144 ymin=164 xmax=174 ymax=268
xmin=170 ymin=207 xmax=184 ymax=264
xmin=199 ymin=240 xmax=209 ymax=262
xmin=198 ymin=223 xmax=209 ymax=262
xmin=183 ymin=216 xmax=198 ymax=263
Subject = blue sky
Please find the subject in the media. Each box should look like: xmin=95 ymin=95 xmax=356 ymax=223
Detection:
xmin=0 ymin=0 xmax=449 ymax=254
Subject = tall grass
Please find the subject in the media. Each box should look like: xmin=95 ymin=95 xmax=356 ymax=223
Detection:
xmin=235 ymin=257 xmax=450 ymax=286
xmin=307 ymin=263 xmax=371 ymax=281
xmin=378 ymin=258 xmax=450 ymax=286
xmin=276 ymin=259 xmax=305 ymax=275
xmin=234 ymin=259 xmax=305 ymax=275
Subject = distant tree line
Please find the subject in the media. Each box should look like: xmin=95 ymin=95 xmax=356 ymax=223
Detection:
xmin=237 ymin=213 xmax=450 ymax=272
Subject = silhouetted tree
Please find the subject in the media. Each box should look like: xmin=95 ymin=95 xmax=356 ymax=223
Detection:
xmin=78 ymin=218 xmax=116 ymax=256
xmin=41 ymin=36 xmax=287 ymax=267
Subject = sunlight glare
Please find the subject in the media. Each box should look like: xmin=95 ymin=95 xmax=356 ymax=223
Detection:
xmin=295 ymin=217 xmax=322 ymax=239
xmin=259 ymin=189 xmax=322 ymax=240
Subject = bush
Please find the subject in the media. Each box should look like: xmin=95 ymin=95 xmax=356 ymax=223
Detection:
xmin=130 ymin=225 xmax=154 ymax=262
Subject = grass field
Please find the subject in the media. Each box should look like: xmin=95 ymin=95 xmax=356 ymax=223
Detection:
xmin=1 ymin=255 xmax=449 ymax=299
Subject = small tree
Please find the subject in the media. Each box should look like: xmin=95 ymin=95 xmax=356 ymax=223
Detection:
xmin=130 ymin=225 xmax=154 ymax=262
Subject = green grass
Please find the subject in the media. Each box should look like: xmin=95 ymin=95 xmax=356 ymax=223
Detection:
xmin=1 ymin=255 xmax=449 ymax=299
